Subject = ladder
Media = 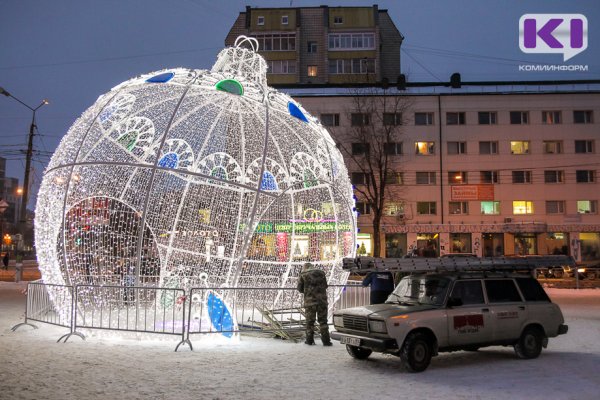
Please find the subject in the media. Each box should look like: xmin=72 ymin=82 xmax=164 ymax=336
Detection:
xmin=342 ymin=255 xmax=576 ymax=274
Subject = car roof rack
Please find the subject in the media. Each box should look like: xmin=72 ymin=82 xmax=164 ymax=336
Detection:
xmin=343 ymin=255 xmax=575 ymax=274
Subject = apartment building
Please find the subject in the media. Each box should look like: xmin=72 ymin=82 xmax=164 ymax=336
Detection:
xmin=225 ymin=5 xmax=403 ymax=85
xmin=291 ymin=83 xmax=600 ymax=264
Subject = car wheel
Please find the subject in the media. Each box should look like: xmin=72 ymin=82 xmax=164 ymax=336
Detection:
xmin=514 ymin=327 xmax=543 ymax=359
xmin=400 ymin=332 xmax=432 ymax=372
xmin=346 ymin=344 xmax=372 ymax=360
xmin=552 ymin=269 xmax=564 ymax=279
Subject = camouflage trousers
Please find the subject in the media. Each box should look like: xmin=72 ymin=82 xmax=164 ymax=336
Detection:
xmin=305 ymin=303 xmax=330 ymax=343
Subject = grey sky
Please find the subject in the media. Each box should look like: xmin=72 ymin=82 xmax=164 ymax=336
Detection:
xmin=1 ymin=0 xmax=598 ymax=209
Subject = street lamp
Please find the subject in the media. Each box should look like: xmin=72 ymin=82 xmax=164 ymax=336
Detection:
xmin=0 ymin=86 xmax=48 ymax=250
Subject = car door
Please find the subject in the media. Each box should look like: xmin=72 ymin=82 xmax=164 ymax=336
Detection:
xmin=484 ymin=278 xmax=528 ymax=342
xmin=446 ymin=279 xmax=494 ymax=346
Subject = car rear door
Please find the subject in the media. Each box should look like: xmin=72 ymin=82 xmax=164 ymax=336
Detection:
xmin=484 ymin=278 xmax=528 ymax=342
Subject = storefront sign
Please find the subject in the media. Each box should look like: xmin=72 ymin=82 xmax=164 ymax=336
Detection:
xmin=384 ymin=223 xmax=600 ymax=234
xmin=451 ymin=185 xmax=494 ymax=201
xmin=251 ymin=221 xmax=352 ymax=234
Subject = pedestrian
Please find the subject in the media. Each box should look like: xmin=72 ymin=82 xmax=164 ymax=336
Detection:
xmin=297 ymin=262 xmax=332 ymax=346
xmin=2 ymin=252 xmax=8 ymax=270
xmin=362 ymin=270 xmax=395 ymax=304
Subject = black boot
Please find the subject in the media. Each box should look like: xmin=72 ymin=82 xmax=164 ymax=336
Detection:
xmin=305 ymin=338 xmax=315 ymax=345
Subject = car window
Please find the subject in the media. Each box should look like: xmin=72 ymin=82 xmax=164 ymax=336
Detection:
xmin=515 ymin=278 xmax=550 ymax=302
xmin=450 ymin=280 xmax=485 ymax=305
xmin=391 ymin=276 xmax=451 ymax=306
xmin=484 ymin=279 xmax=522 ymax=303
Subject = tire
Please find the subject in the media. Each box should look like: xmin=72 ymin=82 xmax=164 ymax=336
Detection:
xmin=346 ymin=345 xmax=372 ymax=360
xmin=514 ymin=327 xmax=543 ymax=359
xmin=552 ymin=269 xmax=564 ymax=279
xmin=400 ymin=332 xmax=432 ymax=372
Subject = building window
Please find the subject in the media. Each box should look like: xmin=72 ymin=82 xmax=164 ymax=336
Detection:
xmin=320 ymin=113 xmax=339 ymax=127
xmin=546 ymin=201 xmax=565 ymax=214
xmin=266 ymin=60 xmax=297 ymax=74
xmin=478 ymin=111 xmax=497 ymax=125
xmin=414 ymin=112 xmax=434 ymax=126
xmin=254 ymin=34 xmax=296 ymax=51
xmin=307 ymin=41 xmax=317 ymax=53
xmin=307 ymin=65 xmax=318 ymax=77
xmin=417 ymin=202 xmax=437 ymax=215
xmin=481 ymin=201 xmax=500 ymax=215
xmin=510 ymin=141 xmax=530 ymax=154
xmin=281 ymin=15 xmax=288 ymax=25
xmin=447 ymin=141 xmax=466 ymax=155
xmin=576 ymin=170 xmax=595 ymax=183
xmin=328 ymin=58 xmax=375 ymax=74
xmin=446 ymin=112 xmax=466 ymax=125
xmin=328 ymin=33 xmax=376 ymax=50
xmin=333 ymin=16 xmax=343 ymax=24
xmin=351 ymin=113 xmax=370 ymax=126
xmin=544 ymin=170 xmax=564 ymax=183
xmin=575 ymin=140 xmax=594 ymax=153
xmin=510 ymin=111 xmax=529 ymax=124
xmin=351 ymin=142 xmax=369 ymax=155
xmin=355 ymin=201 xmax=371 ymax=215
xmin=416 ymin=172 xmax=436 ymax=185
xmin=543 ymin=140 xmax=563 ymax=154
xmin=512 ymin=170 xmax=532 ymax=184
xmin=351 ymin=172 xmax=369 ymax=185
xmin=449 ymin=201 xmax=469 ymax=215
xmin=480 ymin=170 xmax=499 ymax=184
xmin=479 ymin=141 xmax=498 ymax=154
xmin=449 ymin=171 xmax=468 ymax=184
xmin=383 ymin=113 xmax=402 ymax=126
xmin=384 ymin=202 xmax=405 ymax=216
xmin=573 ymin=110 xmax=593 ymax=124
xmin=384 ymin=142 xmax=403 ymax=155
xmin=257 ymin=16 xmax=265 ymax=26
xmin=513 ymin=201 xmax=534 ymax=214
xmin=542 ymin=111 xmax=562 ymax=124
xmin=385 ymin=171 xmax=404 ymax=185
xmin=577 ymin=200 xmax=598 ymax=214
xmin=415 ymin=141 xmax=435 ymax=155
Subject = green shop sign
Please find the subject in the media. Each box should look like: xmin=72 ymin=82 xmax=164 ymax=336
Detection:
xmin=248 ymin=221 xmax=352 ymax=234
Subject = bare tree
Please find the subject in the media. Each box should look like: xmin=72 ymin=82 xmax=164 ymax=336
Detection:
xmin=336 ymin=87 xmax=412 ymax=257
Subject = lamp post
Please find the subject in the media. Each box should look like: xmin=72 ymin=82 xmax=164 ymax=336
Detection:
xmin=0 ymin=87 xmax=48 ymax=251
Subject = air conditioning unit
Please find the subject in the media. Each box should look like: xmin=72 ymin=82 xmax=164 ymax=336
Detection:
xmin=504 ymin=217 xmax=513 ymax=223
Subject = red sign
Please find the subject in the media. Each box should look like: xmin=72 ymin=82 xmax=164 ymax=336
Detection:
xmin=451 ymin=185 xmax=494 ymax=201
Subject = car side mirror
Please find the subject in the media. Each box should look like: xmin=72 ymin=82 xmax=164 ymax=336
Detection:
xmin=447 ymin=297 xmax=463 ymax=308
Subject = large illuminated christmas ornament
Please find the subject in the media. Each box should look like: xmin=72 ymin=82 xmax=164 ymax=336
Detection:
xmin=35 ymin=36 xmax=356 ymax=330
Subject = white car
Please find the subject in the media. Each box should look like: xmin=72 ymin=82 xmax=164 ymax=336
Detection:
xmin=332 ymin=272 xmax=568 ymax=372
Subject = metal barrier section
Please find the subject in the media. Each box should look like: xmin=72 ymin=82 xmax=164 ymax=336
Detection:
xmin=330 ymin=282 xmax=370 ymax=310
xmin=73 ymin=285 xmax=187 ymax=348
xmin=12 ymin=281 xmax=74 ymax=332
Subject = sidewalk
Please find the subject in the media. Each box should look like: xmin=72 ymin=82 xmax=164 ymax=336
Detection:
xmin=0 ymin=265 xmax=41 ymax=282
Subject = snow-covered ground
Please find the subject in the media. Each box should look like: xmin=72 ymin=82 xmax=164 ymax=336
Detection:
xmin=1 ymin=282 xmax=599 ymax=400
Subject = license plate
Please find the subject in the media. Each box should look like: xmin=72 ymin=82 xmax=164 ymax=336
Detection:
xmin=340 ymin=336 xmax=361 ymax=346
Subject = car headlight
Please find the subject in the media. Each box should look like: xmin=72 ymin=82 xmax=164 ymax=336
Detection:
xmin=578 ymin=267 xmax=586 ymax=273
xmin=368 ymin=319 xmax=387 ymax=333
xmin=333 ymin=315 xmax=344 ymax=328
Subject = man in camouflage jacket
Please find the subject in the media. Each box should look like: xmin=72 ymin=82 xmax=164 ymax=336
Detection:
xmin=297 ymin=262 xmax=332 ymax=346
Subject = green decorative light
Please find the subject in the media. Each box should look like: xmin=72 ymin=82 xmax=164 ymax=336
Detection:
xmin=215 ymin=79 xmax=244 ymax=96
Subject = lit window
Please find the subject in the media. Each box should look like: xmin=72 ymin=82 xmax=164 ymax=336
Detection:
xmin=281 ymin=15 xmax=288 ymax=25
xmin=481 ymin=201 xmax=500 ymax=215
xmin=542 ymin=111 xmax=562 ymax=124
xmin=573 ymin=110 xmax=593 ymax=124
xmin=510 ymin=111 xmax=529 ymax=124
xmin=478 ymin=111 xmax=497 ymax=125
xmin=576 ymin=170 xmax=595 ymax=183
xmin=544 ymin=170 xmax=564 ymax=183
xmin=479 ymin=141 xmax=498 ymax=154
xmin=417 ymin=202 xmax=437 ymax=215
xmin=320 ymin=113 xmax=339 ymax=127
xmin=415 ymin=141 xmax=435 ymax=155
xmin=512 ymin=171 xmax=532 ymax=184
xmin=416 ymin=172 xmax=436 ymax=185
xmin=513 ymin=201 xmax=534 ymax=214
xmin=448 ymin=171 xmax=467 ymax=184
xmin=543 ymin=140 xmax=563 ymax=154
xmin=575 ymin=140 xmax=594 ymax=153
xmin=257 ymin=16 xmax=265 ymax=26
xmin=577 ymin=200 xmax=598 ymax=214
xmin=446 ymin=112 xmax=466 ymax=125
xmin=447 ymin=141 xmax=466 ymax=155
xmin=546 ymin=201 xmax=565 ymax=214
xmin=307 ymin=65 xmax=318 ymax=77
xmin=511 ymin=141 xmax=530 ymax=154
xmin=480 ymin=171 xmax=499 ymax=184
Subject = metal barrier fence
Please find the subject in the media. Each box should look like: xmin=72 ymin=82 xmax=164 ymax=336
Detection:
xmin=12 ymin=281 xmax=371 ymax=351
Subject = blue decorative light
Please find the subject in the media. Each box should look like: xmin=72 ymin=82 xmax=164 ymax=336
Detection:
xmin=288 ymin=102 xmax=309 ymax=123
xmin=158 ymin=153 xmax=179 ymax=168
xmin=146 ymin=72 xmax=175 ymax=83
xmin=260 ymin=171 xmax=278 ymax=191
xmin=207 ymin=292 xmax=234 ymax=338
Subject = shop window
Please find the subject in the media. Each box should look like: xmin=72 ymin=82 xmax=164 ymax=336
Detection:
xmin=513 ymin=201 xmax=534 ymax=214
xmin=450 ymin=233 xmax=472 ymax=253
xmin=357 ymin=233 xmax=372 ymax=256
xmin=580 ymin=232 xmax=600 ymax=261
xmin=385 ymin=233 xmax=407 ymax=258
xmin=514 ymin=234 xmax=537 ymax=255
